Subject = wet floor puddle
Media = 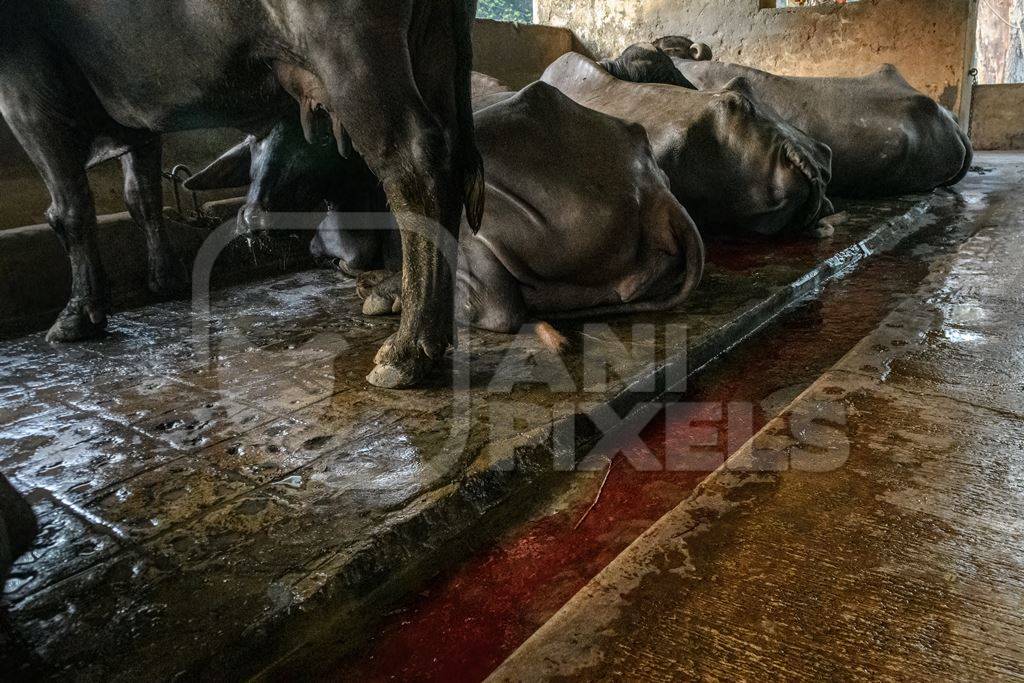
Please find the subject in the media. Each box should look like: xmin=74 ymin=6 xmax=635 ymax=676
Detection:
xmin=316 ymin=202 xmax=987 ymax=683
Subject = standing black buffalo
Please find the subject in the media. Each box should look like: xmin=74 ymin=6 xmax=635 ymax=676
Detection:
xmin=0 ymin=1 xmax=483 ymax=388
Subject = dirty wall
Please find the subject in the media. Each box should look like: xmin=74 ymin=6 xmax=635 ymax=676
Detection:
xmin=970 ymin=83 xmax=1024 ymax=148
xmin=535 ymin=0 xmax=975 ymax=110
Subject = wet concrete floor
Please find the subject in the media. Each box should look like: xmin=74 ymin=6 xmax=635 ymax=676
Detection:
xmin=315 ymin=157 xmax=1010 ymax=683
xmin=491 ymin=154 xmax=1024 ymax=681
xmin=317 ymin=181 xmax=957 ymax=682
xmin=0 ymin=158 xmax=1001 ymax=679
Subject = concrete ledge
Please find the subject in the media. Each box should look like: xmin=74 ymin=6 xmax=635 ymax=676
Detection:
xmin=473 ymin=19 xmax=579 ymax=87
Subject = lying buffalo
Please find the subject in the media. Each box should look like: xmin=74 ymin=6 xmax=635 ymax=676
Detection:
xmin=676 ymin=61 xmax=973 ymax=197
xmin=541 ymin=52 xmax=834 ymax=239
xmin=600 ymin=43 xmax=698 ymax=89
xmin=600 ymin=37 xmax=713 ymax=89
xmin=452 ymin=81 xmax=704 ymax=337
xmin=609 ymin=38 xmax=973 ymax=198
xmin=653 ymin=36 xmax=713 ymax=62
xmin=0 ymin=0 xmax=483 ymax=388
xmin=184 ymin=72 xmax=532 ymax=277
xmin=191 ymin=80 xmax=704 ymax=341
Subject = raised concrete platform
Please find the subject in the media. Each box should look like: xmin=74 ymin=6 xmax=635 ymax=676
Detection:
xmin=0 ymin=197 xmax=315 ymax=339
xmin=491 ymin=155 xmax=1024 ymax=681
xmin=0 ymin=176 xmax=980 ymax=677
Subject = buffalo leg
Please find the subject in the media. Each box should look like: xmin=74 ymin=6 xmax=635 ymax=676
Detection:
xmin=0 ymin=41 xmax=108 ymax=342
xmin=456 ymin=238 xmax=528 ymax=334
xmin=357 ymin=270 xmax=403 ymax=315
xmin=317 ymin=55 xmax=465 ymax=388
xmin=4 ymin=122 xmax=109 ymax=342
xmin=121 ymin=139 xmax=189 ymax=295
xmin=44 ymin=173 xmax=108 ymax=341
xmin=370 ymin=124 xmax=461 ymax=389
xmin=43 ymin=166 xmax=108 ymax=342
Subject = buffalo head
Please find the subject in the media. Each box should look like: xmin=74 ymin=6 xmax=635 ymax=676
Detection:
xmin=682 ymin=78 xmax=834 ymax=238
xmin=185 ymin=119 xmax=358 ymax=235
xmin=653 ymin=35 xmax=713 ymax=62
xmin=185 ymin=119 xmax=394 ymax=275
xmin=600 ymin=42 xmax=695 ymax=88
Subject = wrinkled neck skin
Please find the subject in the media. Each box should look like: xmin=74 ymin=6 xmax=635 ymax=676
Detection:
xmin=541 ymin=53 xmax=833 ymax=238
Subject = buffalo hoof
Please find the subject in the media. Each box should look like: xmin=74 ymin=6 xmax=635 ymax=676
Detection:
xmin=812 ymin=223 xmax=835 ymax=239
xmin=45 ymin=298 xmax=108 ymax=343
xmin=367 ymin=333 xmax=446 ymax=389
xmin=363 ymin=293 xmax=401 ymax=316
xmin=815 ymin=210 xmax=848 ymax=239
xmin=357 ymin=271 xmax=402 ymax=316
xmin=336 ymin=259 xmax=361 ymax=279
xmin=356 ymin=270 xmax=394 ymax=298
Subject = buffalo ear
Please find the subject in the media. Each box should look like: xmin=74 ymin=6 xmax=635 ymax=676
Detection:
xmin=183 ymin=138 xmax=254 ymax=191
xmin=721 ymin=76 xmax=753 ymax=97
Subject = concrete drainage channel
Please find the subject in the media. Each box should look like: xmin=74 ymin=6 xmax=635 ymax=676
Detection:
xmin=0 ymin=184 xmax=969 ymax=679
xmin=254 ymin=194 xmax=951 ymax=677
xmin=320 ymin=177 xmax=991 ymax=681
xmin=487 ymin=158 xmax=1024 ymax=681
xmin=261 ymin=193 xmax=952 ymax=676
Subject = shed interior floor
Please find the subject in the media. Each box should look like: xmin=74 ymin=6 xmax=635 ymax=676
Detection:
xmin=492 ymin=153 xmax=1024 ymax=681
xmin=1 ymin=154 xmax=1022 ymax=680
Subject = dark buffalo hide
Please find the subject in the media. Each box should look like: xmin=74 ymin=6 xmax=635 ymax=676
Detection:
xmin=605 ymin=39 xmax=973 ymax=198
xmin=190 ymin=77 xmax=705 ymax=339
xmin=0 ymin=0 xmax=483 ymax=388
xmin=542 ymin=53 xmax=835 ymax=239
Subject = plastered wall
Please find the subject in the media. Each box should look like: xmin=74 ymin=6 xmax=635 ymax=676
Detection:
xmin=474 ymin=19 xmax=579 ymax=87
xmin=970 ymin=84 xmax=1024 ymax=149
xmin=535 ymin=0 xmax=975 ymax=109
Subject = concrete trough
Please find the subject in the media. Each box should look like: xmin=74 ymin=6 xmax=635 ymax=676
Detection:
xmin=0 ymin=187 xmax=956 ymax=678
xmin=0 ymin=201 xmax=314 ymax=340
